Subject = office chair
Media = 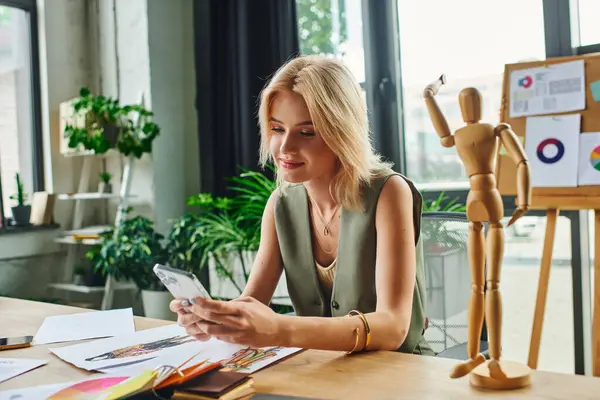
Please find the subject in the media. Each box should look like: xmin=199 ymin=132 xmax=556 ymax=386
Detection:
xmin=421 ymin=211 xmax=489 ymax=360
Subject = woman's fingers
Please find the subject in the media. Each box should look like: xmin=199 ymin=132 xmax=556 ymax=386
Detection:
xmin=185 ymin=321 xmax=209 ymax=336
xmin=177 ymin=311 xmax=203 ymax=327
xmin=193 ymin=333 xmax=211 ymax=342
xmin=196 ymin=321 xmax=241 ymax=337
xmin=169 ymin=299 xmax=184 ymax=313
xmin=190 ymin=298 xmax=243 ymax=316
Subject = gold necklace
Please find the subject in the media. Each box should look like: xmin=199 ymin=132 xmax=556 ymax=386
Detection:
xmin=308 ymin=205 xmax=339 ymax=255
xmin=307 ymin=195 xmax=340 ymax=236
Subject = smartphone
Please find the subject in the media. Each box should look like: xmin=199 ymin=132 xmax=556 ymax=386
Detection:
xmin=0 ymin=336 xmax=33 ymax=351
xmin=153 ymin=263 xmax=211 ymax=300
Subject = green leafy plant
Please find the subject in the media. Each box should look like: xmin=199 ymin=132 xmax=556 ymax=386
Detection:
xmin=99 ymin=172 xmax=112 ymax=184
xmin=9 ymin=173 xmax=27 ymax=206
xmin=186 ymin=167 xmax=276 ymax=296
xmin=86 ymin=210 xmax=167 ymax=291
xmin=420 ymin=191 xmax=467 ymax=255
xmin=165 ymin=213 xmax=205 ymax=275
xmin=64 ymin=87 xmax=160 ymax=158
xmin=422 ymin=191 xmax=466 ymax=212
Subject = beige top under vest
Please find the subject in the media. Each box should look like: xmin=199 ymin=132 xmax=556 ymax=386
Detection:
xmin=315 ymin=258 xmax=336 ymax=292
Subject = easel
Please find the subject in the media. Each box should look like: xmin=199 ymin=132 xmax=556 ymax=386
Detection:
xmin=496 ymin=53 xmax=600 ymax=376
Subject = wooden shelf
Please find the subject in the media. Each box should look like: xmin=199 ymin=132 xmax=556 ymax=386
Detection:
xmin=54 ymin=225 xmax=112 ymax=245
xmin=48 ymin=282 xmax=136 ymax=293
xmin=54 ymin=237 xmax=102 ymax=245
xmin=57 ymin=193 xmax=122 ymax=200
xmin=63 ymin=225 xmax=112 ymax=235
xmin=61 ymin=149 xmax=118 ymax=158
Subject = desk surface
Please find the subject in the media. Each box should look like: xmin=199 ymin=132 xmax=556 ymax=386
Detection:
xmin=1 ymin=296 xmax=599 ymax=399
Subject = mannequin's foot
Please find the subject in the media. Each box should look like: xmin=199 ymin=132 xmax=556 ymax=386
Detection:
xmin=470 ymin=359 xmax=532 ymax=390
xmin=488 ymin=359 xmax=508 ymax=381
xmin=449 ymin=353 xmax=486 ymax=378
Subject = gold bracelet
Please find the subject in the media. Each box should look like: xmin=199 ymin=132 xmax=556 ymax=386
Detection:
xmin=348 ymin=310 xmax=371 ymax=351
xmin=345 ymin=328 xmax=360 ymax=355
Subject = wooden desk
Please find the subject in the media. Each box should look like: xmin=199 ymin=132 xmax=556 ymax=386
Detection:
xmin=1 ymin=297 xmax=599 ymax=399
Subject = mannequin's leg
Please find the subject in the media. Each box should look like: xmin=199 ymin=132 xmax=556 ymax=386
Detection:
xmin=486 ymin=220 xmax=507 ymax=380
xmin=450 ymin=221 xmax=486 ymax=378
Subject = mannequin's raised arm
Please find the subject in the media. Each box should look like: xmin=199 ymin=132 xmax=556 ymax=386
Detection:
xmin=423 ymin=74 xmax=454 ymax=148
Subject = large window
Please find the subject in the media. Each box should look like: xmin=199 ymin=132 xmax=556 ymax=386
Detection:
xmin=295 ymin=0 xmax=366 ymax=93
xmin=572 ymin=0 xmax=600 ymax=47
xmin=0 ymin=1 xmax=43 ymax=226
xmin=396 ymin=0 xmax=547 ymax=188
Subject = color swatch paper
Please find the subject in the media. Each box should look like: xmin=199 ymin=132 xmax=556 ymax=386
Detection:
xmin=524 ymin=114 xmax=580 ymax=187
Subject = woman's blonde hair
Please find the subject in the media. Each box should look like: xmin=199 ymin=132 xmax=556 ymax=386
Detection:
xmin=258 ymin=55 xmax=393 ymax=211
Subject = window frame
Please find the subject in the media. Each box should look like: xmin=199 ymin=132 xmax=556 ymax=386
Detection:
xmin=0 ymin=0 xmax=45 ymax=228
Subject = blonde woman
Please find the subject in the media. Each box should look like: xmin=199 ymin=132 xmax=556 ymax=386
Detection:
xmin=171 ymin=55 xmax=433 ymax=356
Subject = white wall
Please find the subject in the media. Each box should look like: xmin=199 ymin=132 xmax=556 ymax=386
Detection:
xmin=147 ymin=0 xmax=199 ymax=235
xmin=88 ymin=0 xmax=199 ymax=234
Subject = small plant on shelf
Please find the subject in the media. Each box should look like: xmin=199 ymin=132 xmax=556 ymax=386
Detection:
xmin=73 ymin=266 xmax=86 ymax=286
xmin=98 ymin=172 xmax=113 ymax=194
xmin=63 ymin=87 xmax=160 ymax=158
xmin=9 ymin=173 xmax=30 ymax=226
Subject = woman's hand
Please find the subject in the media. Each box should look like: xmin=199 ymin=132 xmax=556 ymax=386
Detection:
xmin=172 ymin=296 xmax=286 ymax=347
xmin=170 ymin=299 xmax=211 ymax=342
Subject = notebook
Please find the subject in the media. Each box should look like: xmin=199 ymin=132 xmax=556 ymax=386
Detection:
xmin=172 ymin=370 xmax=254 ymax=400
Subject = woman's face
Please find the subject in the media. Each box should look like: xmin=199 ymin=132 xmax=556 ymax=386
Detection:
xmin=268 ymin=90 xmax=338 ymax=184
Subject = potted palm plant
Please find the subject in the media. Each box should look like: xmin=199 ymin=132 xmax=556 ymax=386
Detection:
xmin=187 ymin=167 xmax=279 ymax=300
xmin=421 ymin=191 xmax=467 ymax=256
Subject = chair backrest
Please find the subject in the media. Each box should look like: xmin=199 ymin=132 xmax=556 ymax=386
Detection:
xmin=420 ymin=211 xmax=485 ymax=354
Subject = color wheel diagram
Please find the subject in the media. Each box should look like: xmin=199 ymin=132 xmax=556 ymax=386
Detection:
xmin=591 ymin=145 xmax=600 ymax=171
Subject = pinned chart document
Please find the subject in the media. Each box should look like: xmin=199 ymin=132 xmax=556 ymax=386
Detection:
xmin=578 ymin=132 xmax=600 ymax=186
xmin=33 ymin=308 xmax=135 ymax=345
xmin=510 ymin=59 xmax=585 ymax=118
xmin=0 ymin=358 xmax=47 ymax=384
xmin=525 ymin=114 xmax=581 ymax=187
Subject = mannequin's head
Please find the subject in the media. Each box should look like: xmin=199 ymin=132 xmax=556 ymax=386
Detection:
xmin=458 ymin=87 xmax=482 ymax=123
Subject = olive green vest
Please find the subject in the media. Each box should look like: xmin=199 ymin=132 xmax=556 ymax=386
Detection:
xmin=274 ymin=172 xmax=432 ymax=355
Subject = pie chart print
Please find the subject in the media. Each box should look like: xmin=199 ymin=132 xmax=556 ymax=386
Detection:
xmin=591 ymin=145 xmax=600 ymax=171
xmin=537 ymin=138 xmax=565 ymax=164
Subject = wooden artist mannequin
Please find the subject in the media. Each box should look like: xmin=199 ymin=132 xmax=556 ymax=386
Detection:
xmin=423 ymin=75 xmax=533 ymax=389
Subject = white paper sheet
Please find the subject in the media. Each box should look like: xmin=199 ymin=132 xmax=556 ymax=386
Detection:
xmin=0 ymin=358 xmax=47 ymax=384
xmin=0 ymin=375 xmax=128 ymax=400
xmin=33 ymin=308 xmax=135 ymax=345
xmin=510 ymin=60 xmax=585 ymax=117
xmin=525 ymin=114 xmax=580 ymax=187
xmin=578 ymin=132 xmax=600 ymax=186
xmin=51 ymin=324 xmax=302 ymax=374
xmin=0 ymin=381 xmax=70 ymax=400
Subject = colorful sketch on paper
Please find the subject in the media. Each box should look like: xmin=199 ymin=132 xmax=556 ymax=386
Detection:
xmin=84 ymin=335 xmax=196 ymax=362
xmin=219 ymin=346 xmax=285 ymax=373
xmin=46 ymin=376 xmax=129 ymax=399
